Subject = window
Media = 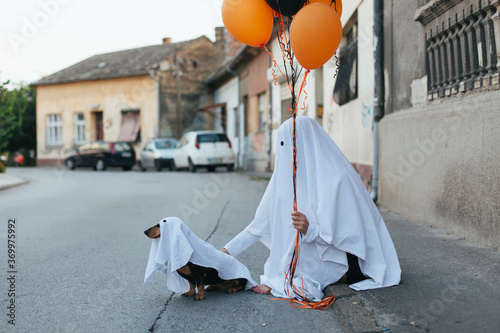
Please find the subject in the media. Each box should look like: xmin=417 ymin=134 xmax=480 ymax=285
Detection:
xmin=416 ymin=1 xmax=500 ymax=99
xmin=46 ymin=114 xmax=62 ymax=146
xmin=113 ymin=142 xmax=132 ymax=152
xmin=74 ymin=113 xmax=85 ymax=145
xmin=333 ymin=17 xmax=358 ymax=106
xmin=178 ymin=136 xmax=188 ymax=148
xmin=258 ymin=93 xmax=266 ymax=132
xmin=155 ymin=140 xmax=174 ymax=149
xmin=197 ymin=133 xmax=229 ymax=143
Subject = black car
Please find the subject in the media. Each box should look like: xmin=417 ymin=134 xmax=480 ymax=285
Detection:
xmin=65 ymin=141 xmax=136 ymax=171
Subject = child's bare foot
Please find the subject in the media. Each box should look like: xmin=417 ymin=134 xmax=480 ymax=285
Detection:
xmin=251 ymin=285 xmax=272 ymax=294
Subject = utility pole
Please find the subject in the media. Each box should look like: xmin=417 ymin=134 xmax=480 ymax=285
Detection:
xmin=173 ymin=53 xmax=182 ymax=139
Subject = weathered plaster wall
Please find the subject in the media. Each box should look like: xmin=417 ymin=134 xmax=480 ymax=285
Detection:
xmin=36 ymin=76 xmax=157 ymax=164
xmin=379 ymin=89 xmax=500 ymax=248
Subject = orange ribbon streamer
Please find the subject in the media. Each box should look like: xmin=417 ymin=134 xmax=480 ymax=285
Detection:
xmin=267 ymin=11 xmax=334 ymax=311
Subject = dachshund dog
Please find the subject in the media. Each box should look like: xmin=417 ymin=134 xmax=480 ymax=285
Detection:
xmin=144 ymin=223 xmax=247 ymax=301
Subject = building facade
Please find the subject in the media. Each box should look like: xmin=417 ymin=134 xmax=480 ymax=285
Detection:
xmin=379 ymin=0 xmax=500 ymax=248
xmin=205 ymin=31 xmax=273 ymax=172
xmin=34 ymin=35 xmax=223 ymax=166
xmin=208 ymin=0 xmax=500 ymax=247
xmin=322 ymin=0 xmax=377 ymax=190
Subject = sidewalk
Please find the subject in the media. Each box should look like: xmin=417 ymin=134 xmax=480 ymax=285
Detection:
xmin=239 ymin=170 xmax=500 ymax=331
xmin=0 ymin=172 xmax=28 ymax=190
xmin=325 ymin=208 xmax=500 ymax=333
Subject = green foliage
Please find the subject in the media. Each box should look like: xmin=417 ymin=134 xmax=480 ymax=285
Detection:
xmin=0 ymin=82 xmax=37 ymax=165
xmin=0 ymin=160 xmax=5 ymax=173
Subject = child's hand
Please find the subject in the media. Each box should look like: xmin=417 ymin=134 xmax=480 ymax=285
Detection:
xmin=291 ymin=211 xmax=309 ymax=235
xmin=220 ymin=248 xmax=229 ymax=255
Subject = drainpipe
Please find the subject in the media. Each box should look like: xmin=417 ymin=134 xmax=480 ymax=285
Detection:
xmin=149 ymin=68 xmax=161 ymax=137
xmin=371 ymin=0 xmax=385 ymax=202
xmin=226 ymin=67 xmax=241 ymax=169
xmin=157 ymin=78 xmax=162 ymax=137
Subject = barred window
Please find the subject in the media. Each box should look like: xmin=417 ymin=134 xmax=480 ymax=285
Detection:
xmin=416 ymin=0 xmax=499 ymax=99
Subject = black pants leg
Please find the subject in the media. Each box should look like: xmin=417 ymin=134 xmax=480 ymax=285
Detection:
xmin=345 ymin=253 xmax=368 ymax=284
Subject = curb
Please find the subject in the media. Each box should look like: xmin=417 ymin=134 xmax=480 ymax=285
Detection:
xmin=0 ymin=174 xmax=29 ymax=190
xmin=326 ymin=284 xmax=420 ymax=333
xmin=325 ymin=284 xmax=380 ymax=333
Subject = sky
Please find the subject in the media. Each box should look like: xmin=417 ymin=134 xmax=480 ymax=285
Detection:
xmin=0 ymin=0 xmax=225 ymax=86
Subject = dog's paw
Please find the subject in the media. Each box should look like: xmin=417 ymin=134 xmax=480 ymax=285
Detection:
xmin=182 ymin=291 xmax=195 ymax=297
xmin=195 ymin=293 xmax=205 ymax=301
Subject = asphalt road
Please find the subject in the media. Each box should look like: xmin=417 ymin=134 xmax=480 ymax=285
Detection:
xmin=0 ymin=167 xmax=343 ymax=333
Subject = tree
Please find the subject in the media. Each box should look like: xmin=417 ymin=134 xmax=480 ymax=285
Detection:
xmin=0 ymin=82 xmax=37 ymax=165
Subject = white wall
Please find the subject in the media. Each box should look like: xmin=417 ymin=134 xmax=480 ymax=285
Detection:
xmin=213 ymin=76 xmax=240 ymax=163
xmin=322 ymin=0 xmax=375 ymax=166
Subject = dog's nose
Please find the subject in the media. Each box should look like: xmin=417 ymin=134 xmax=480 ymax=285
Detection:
xmin=144 ymin=226 xmax=155 ymax=237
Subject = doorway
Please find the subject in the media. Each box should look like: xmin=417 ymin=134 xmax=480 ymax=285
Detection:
xmin=93 ymin=111 xmax=103 ymax=141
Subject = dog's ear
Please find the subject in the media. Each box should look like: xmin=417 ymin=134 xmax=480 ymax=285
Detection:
xmin=144 ymin=223 xmax=161 ymax=239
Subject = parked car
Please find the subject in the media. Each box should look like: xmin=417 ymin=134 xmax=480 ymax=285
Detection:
xmin=0 ymin=152 xmax=24 ymax=165
xmin=65 ymin=141 xmax=136 ymax=171
xmin=173 ymin=131 xmax=235 ymax=172
xmin=138 ymin=138 xmax=178 ymax=171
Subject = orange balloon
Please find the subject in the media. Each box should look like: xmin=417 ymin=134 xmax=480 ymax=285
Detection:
xmin=290 ymin=3 xmax=342 ymax=70
xmin=222 ymin=0 xmax=274 ymax=47
xmin=309 ymin=0 xmax=342 ymax=17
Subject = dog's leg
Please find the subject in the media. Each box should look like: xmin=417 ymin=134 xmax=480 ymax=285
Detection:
xmin=226 ymin=280 xmax=245 ymax=293
xmin=182 ymin=281 xmax=196 ymax=297
xmin=177 ymin=265 xmax=196 ymax=297
xmin=205 ymin=285 xmax=219 ymax=292
xmin=195 ymin=273 xmax=206 ymax=301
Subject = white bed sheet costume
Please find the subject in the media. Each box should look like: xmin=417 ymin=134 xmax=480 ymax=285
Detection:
xmin=144 ymin=217 xmax=257 ymax=293
xmin=224 ymin=116 xmax=401 ymax=301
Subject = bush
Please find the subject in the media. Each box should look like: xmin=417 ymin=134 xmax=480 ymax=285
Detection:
xmin=0 ymin=160 xmax=5 ymax=173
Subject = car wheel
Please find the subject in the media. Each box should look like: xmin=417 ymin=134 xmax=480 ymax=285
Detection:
xmin=188 ymin=158 xmax=197 ymax=173
xmin=138 ymin=161 xmax=146 ymax=172
xmin=207 ymin=166 xmax=216 ymax=172
xmin=170 ymin=161 xmax=176 ymax=171
xmin=122 ymin=166 xmax=132 ymax=171
xmin=65 ymin=159 xmax=75 ymax=170
xmin=227 ymin=164 xmax=234 ymax=172
xmin=155 ymin=160 xmax=162 ymax=172
xmin=95 ymin=158 xmax=106 ymax=171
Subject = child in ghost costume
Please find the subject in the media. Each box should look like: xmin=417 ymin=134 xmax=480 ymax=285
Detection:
xmin=222 ymin=116 xmax=401 ymax=301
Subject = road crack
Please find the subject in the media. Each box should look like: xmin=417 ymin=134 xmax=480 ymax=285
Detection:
xmin=205 ymin=200 xmax=229 ymax=242
xmin=148 ymin=293 xmax=173 ymax=332
xmin=148 ymin=199 xmax=229 ymax=332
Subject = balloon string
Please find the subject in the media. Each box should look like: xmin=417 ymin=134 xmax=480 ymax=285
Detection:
xmin=334 ymin=53 xmax=339 ymax=79
xmin=275 ymin=14 xmax=294 ymax=85
xmin=261 ymin=45 xmax=281 ymax=86
xmin=330 ymin=0 xmax=338 ymax=13
xmin=274 ymin=15 xmax=295 ymax=96
xmin=297 ymin=70 xmax=310 ymax=112
xmin=269 ymin=4 xmax=335 ymax=312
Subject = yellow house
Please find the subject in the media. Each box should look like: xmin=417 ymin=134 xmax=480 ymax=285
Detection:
xmin=33 ymin=35 xmax=223 ymax=166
